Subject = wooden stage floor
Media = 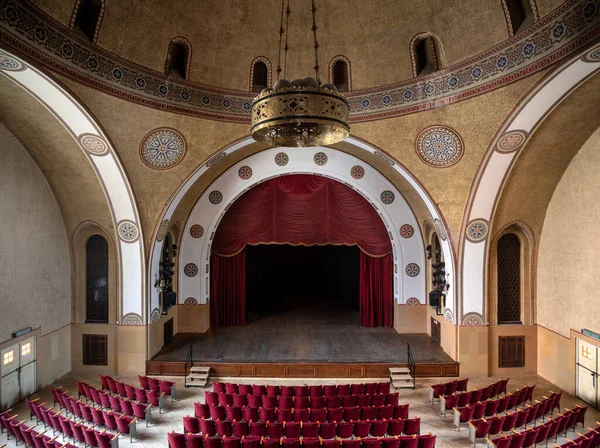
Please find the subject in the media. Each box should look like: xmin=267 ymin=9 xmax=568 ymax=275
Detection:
xmin=148 ymin=303 xmax=459 ymax=378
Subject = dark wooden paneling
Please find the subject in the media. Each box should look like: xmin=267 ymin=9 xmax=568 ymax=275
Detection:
xmin=146 ymin=361 xmax=459 ymax=378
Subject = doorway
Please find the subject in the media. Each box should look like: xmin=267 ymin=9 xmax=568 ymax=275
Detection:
xmin=576 ymin=338 xmax=599 ymax=408
xmin=1 ymin=336 xmax=36 ymax=410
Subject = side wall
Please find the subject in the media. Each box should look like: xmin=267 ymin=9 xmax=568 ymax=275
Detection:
xmin=537 ymin=127 xmax=600 ymax=391
xmin=0 ymin=123 xmax=71 ymax=384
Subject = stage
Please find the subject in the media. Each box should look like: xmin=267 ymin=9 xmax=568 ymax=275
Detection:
xmin=147 ymin=302 xmax=459 ymax=378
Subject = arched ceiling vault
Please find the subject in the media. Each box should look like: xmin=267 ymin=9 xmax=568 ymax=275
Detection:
xmin=492 ymin=72 xmax=600 ymax=239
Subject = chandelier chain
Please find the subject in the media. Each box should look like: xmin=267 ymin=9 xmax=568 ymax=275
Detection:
xmin=310 ymin=0 xmax=321 ymax=85
xmin=276 ymin=0 xmax=285 ymax=80
xmin=283 ymin=0 xmax=291 ymax=80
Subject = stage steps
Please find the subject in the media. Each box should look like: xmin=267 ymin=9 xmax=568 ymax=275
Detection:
xmin=185 ymin=366 xmax=210 ymax=388
xmin=389 ymin=367 xmax=415 ymax=389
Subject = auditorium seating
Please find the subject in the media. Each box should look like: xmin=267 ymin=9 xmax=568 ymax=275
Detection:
xmin=439 ymin=379 xmax=510 ymax=415
xmin=168 ymin=432 xmax=437 ymax=448
xmin=427 ymin=378 xmax=471 ymax=405
xmin=137 ymin=375 xmax=176 ymax=402
xmin=212 ymin=382 xmax=392 ymax=397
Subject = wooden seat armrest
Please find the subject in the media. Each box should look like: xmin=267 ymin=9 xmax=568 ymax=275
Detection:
xmin=468 ymin=422 xmax=476 ymax=429
xmin=130 ymin=418 xmax=138 ymax=424
xmin=145 ymin=404 xmax=151 ymax=410
xmin=59 ymin=443 xmax=68 ymax=448
xmin=111 ymin=433 xmax=120 ymax=441
xmin=35 ymin=431 xmax=47 ymax=437
xmin=159 ymin=393 xmax=166 ymax=397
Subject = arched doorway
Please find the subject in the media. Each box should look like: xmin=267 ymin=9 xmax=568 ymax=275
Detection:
xmin=209 ymin=174 xmax=393 ymax=328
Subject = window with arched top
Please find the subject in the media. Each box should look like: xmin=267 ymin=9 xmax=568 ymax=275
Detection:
xmin=86 ymin=235 xmax=109 ymax=323
xmin=71 ymin=0 xmax=104 ymax=43
xmin=414 ymin=37 xmax=439 ymax=76
xmin=165 ymin=38 xmax=192 ymax=80
xmin=251 ymin=62 xmax=268 ymax=93
xmin=503 ymin=0 xmax=537 ymax=35
xmin=497 ymin=233 xmax=521 ymax=324
xmin=329 ymin=56 xmax=351 ymax=92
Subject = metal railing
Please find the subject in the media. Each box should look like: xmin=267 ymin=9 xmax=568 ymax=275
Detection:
xmin=184 ymin=342 xmax=193 ymax=388
xmin=407 ymin=342 xmax=416 ymax=390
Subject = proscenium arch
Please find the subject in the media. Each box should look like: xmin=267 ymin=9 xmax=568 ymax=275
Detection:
xmin=0 ymin=48 xmax=146 ymax=325
xmin=180 ymin=147 xmax=425 ymax=305
xmin=459 ymin=44 xmax=600 ymax=324
xmin=147 ymin=137 xmax=456 ymax=321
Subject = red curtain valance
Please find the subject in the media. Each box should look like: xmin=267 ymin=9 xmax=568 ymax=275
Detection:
xmin=212 ymin=175 xmax=392 ymax=257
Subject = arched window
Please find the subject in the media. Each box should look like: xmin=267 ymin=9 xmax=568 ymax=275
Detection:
xmin=86 ymin=235 xmax=109 ymax=323
xmin=251 ymin=62 xmax=268 ymax=93
xmin=165 ymin=38 xmax=192 ymax=80
xmin=71 ymin=0 xmax=104 ymax=43
xmin=329 ymin=56 xmax=351 ymax=92
xmin=504 ymin=0 xmax=537 ymax=35
xmin=497 ymin=233 xmax=521 ymax=324
xmin=414 ymin=37 xmax=438 ymax=76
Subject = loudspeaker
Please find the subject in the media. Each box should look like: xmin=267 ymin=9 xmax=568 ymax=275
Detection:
xmin=429 ymin=290 xmax=441 ymax=308
xmin=165 ymin=291 xmax=177 ymax=308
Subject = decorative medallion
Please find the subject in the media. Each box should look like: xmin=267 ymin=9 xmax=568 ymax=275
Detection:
xmin=496 ymin=130 xmax=528 ymax=153
xmin=415 ymin=126 xmax=464 ymax=168
xmin=122 ymin=313 xmax=143 ymax=325
xmin=406 ymin=297 xmax=420 ymax=306
xmin=184 ymin=297 xmax=198 ymax=305
xmin=274 ymin=152 xmax=289 ymax=166
xmin=462 ymin=312 xmax=485 ymax=326
xmin=79 ymin=133 xmax=109 ymax=156
xmin=373 ymin=151 xmax=395 ymax=166
xmin=156 ymin=219 xmax=169 ymax=241
xmin=380 ymin=190 xmax=395 ymax=205
xmin=150 ymin=308 xmax=161 ymax=323
xmin=466 ymin=219 xmax=489 ymax=242
xmin=184 ymin=263 xmax=198 ymax=277
xmin=190 ymin=224 xmax=204 ymax=239
xmin=139 ymin=128 xmax=186 ymax=170
xmin=350 ymin=165 xmax=365 ymax=179
xmin=0 ymin=52 xmax=24 ymax=71
xmin=209 ymin=190 xmax=223 ymax=205
xmin=313 ymin=152 xmax=328 ymax=166
xmin=399 ymin=224 xmax=414 ymax=239
xmin=434 ymin=218 xmax=447 ymax=241
xmin=117 ymin=220 xmax=139 ymax=243
xmin=582 ymin=46 xmax=600 ymax=63
xmin=238 ymin=166 xmax=253 ymax=180
xmin=444 ymin=309 xmax=454 ymax=322
xmin=206 ymin=152 xmax=227 ymax=167
xmin=405 ymin=263 xmax=420 ymax=277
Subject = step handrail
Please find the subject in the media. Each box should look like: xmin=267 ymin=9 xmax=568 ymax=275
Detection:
xmin=407 ymin=342 xmax=416 ymax=390
xmin=184 ymin=342 xmax=193 ymax=387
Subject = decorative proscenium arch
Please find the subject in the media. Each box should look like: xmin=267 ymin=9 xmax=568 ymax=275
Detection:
xmin=148 ymin=137 xmax=456 ymax=322
xmin=459 ymin=44 xmax=600 ymax=324
xmin=180 ymin=147 xmax=425 ymax=305
xmin=0 ymin=48 xmax=146 ymax=325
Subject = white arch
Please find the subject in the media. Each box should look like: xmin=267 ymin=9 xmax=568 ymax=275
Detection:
xmin=460 ymin=44 xmax=600 ymax=323
xmin=0 ymin=49 xmax=146 ymax=325
xmin=179 ymin=147 xmax=424 ymax=305
xmin=149 ymin=137 xmax=456 ymax=322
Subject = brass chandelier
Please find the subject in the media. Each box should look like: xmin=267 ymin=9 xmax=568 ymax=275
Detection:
xmin=251 ymin=0 xmax=350 ymax=148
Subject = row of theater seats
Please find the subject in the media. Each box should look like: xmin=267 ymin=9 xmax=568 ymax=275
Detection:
xmin=183 ymin=417 xmax=422 ymax=439
xmin=194 ymin=403 xmax=410 ymax=424
xmin=427 ymin=378 xmax=470 ymax=403
xmin=137 ymin=375 xmax=177 ymax=400
xmin=1 ymin=406 xmax=122 ymax=448
xmin=168 ymin=433 xmax=437 ymax=448
xmin=452 ymin=388 xmax=557 ymax=430
xmin=86 ymin=375 xmax=174 ymax=409
xmin=213 ymin=383 xmax=392 ymax=397
xmin=429 ymin=378 xmax=506 ymax=407
xmin=55 ymin=383 xmax=152 ymax=427
xmin=440 ymin=383 xmax=534 ymax=417
xmin=205 ymin=392 xmax=400 ymax=410
xmin=484 ymin=407 xmax=598 ymax=448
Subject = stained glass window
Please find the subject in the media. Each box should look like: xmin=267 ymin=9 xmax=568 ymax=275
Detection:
xmin=86 ymin=235 xmax=109 ymax=323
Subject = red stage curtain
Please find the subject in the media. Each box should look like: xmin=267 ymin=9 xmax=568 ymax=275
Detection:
xmin=212 ymin=175 xmax=391 ymax=257
xmin=210 ymin=250 xmax=246 ymax=326
xmin=360 ymin=252 xmax=393 ymax=327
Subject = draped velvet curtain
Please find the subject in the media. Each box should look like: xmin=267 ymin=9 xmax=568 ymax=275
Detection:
xmin=210 ymin=175 xmax=393 ymax=327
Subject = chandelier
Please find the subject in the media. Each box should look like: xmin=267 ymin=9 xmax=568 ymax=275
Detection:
xmin=251 ymin=0 xmax=350 ymax=147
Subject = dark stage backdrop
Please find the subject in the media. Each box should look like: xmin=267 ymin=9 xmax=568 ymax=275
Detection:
xmin=210 ymin=175 xmax=393 ymax=328
xmin=246 ymin=244 xmax=360 ymax=315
